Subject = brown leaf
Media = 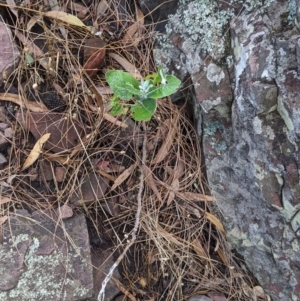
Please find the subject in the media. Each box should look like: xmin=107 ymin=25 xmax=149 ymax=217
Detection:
xmin=216 ymin=248 xmax=227 ymax=265
xmin=122 ymin=5 xmax=144 ymax=45
xmin=22 ymin=133 xmax=51 ymax=170
xmin=191 ymin=239 xmax=209 ymax=262
xmin=166 ymin=178 xmax=179 ymax=206
xmin=109 ymin=53 xmax=142 ymax=80
xmin=18 ymin=112 xmax=84 ymax=153
xmin=180 ymin=192 xmax=216 ymax=202
xmin=83 ymin=37 xmax=106 ymax=77
xmin=151 ymin=117 xmax=178 ymax=165
xmin=57 ymin=204 xmax=73 ymax=219
xmin=0 ymin=196 xmax=13 ymax=205
xmin=43 ymin=11 xmax=89 ymax=29
xmin=0 ymin=216 xmax=8 ymax=226
xmin=0 ymin=93 xmax=48 ymax=112
xmin=205 ymin=212 xmax=225 ymax=233
xmin=111 ymin=163 xmax=137 ymax=191
xmin=143 ymin=165 xmax=162 ymax=203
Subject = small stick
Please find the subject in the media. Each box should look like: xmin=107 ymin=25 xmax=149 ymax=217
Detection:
xmin=97 ymin=123 xmax=147 ymax=301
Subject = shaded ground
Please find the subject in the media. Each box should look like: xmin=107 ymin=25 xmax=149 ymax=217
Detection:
xmin=0 ymin=1 xmax=269 ymax=301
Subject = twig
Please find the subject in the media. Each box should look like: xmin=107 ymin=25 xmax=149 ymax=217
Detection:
xmin=97 ymin=123 xmax=147 ymax=301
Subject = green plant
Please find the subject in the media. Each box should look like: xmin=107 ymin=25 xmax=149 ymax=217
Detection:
xmin=105 ymin=68 xmax=181 ymax=121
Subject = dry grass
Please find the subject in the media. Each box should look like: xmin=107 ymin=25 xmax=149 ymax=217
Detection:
xmin=0 ymin=1 xmax=263 ymax=300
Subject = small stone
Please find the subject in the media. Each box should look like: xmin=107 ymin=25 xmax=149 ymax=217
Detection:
xmin=0 ymin=153 xmax=7 ymax=167
xmin=188 ymin=295 xmax=213 ymax=301
xmin=4 ymin=127 xmax=13 ymax=138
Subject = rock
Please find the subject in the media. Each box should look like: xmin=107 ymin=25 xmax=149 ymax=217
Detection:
xmin=0 ymin=152 xmax=7 ymax=168
xmin=188 ymin=295 xmax=213 ymax=301
xmin=0 ymin=209 xmax=93 ymax=300
xmin=91 ymin=250 xmax=121 ymax=301
xmin=137 ymin=0 xmax=179 ymax=32
xmin=153 ymin=0 xmax=300 ymax=300
xmin=0 ymin=21 xmax=20 ymax=86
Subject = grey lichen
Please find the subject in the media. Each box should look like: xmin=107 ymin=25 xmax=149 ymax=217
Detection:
xmin=155 ymin=0 xmax=275 ymax=75
xmin=0 ymin=236 xmax=89 ymax=301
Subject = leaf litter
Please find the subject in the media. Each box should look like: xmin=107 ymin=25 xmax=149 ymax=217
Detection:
xmin=0 ymin=1 xmax=268 ymax=301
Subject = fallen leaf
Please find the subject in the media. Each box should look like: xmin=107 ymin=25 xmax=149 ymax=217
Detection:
xmin=205 ymin=212 xmax=225 ymax=233
xmin=111 ymin=163 xmax=137 ymax=191
xmin=109 ymin=53 xmax=142 ymax=80
xmin=180 ymin=192 xmax=216 ymax=202
xmin=57 ymin=204 xmax=73 ymax=219
xmin=253 ymin=286 xmax=271 ymax=301
xmin=0 ymin=216 xmax=8 ymax=226
xmin=0 ymin=196 xmax=13 ymax=205
xmin=22 ymin=133 xmax=51 ymax=170
xmin=122 ymin=4 xmax=144 ymax=45
xmin=166 ymin=178 xmax=179 ymax=206
xmin=143 ymin=165 xmax=163 ymax=203
xmin=18 ymin=112 xmax=84 ymax=153
xmin=43 ymin=11 xmax=89 ymax=29
xmin=96 ymin=0 xmax=109 ymax=15
xmin=216 ymin=248 xmax=227 ymax=265
xmin=6 ymin=0 xmax=18 ymax=18
xmin=151 ymin=117 xmax=178 ymax=165
xmin=191 ymin=239 xmax=209 ymax=264
xmin=0 ymin=93 xmax=48 ymax=112
xmin=83 ymin=37 xmax=106 ymax=77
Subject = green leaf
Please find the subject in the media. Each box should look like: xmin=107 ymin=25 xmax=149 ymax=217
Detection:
xmin=130 ymin=98 xmax=157 ymax=121
xmin=147 ymin=75 xmax=181 ymax=99
xmin=110 ymin=96 xmax=128 ymax=116
xmin=105 ymin=70 xmax=140 ymax=100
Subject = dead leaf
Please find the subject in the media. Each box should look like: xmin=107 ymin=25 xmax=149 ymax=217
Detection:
xmin=6 ymin=0 xmax=18 ymax=18
xmin=96 ymin=0 xmax=109 ymax=15
xmin=22 ymin=133 xmax=51 ymax=170
xmin=43 ymin=11 xmax=89 ymax=29
xmin=67 ymin=1 xmax=89 ymax=17
xmin=0 ymin=216 xmax=8 ymax=226
xmin=111 ymin=163 xmax=137 ymax=191
xmin=57 ymin=204 xmax=73 ymax=219
xmin=253 ymin=286 xmax=271 ymax=301
xmin=143 ymin=165 xmax=163 ymax=203
xmin=83 ymin=37 xmax=106 ymax=77
xmin=205 ymin=212 xmax=225 ymax=233
xmin=0 ymin=93 xmax=48 ymax=112
xmin=166 ymin=178 xmax=179 ymax=206
xmin=180 ymin=192 xmax=216 ymax=202
xmin=27 ymin=15 xmax=41 ymax=31
xmin=151 ymin=117 xmax=178 ymax=165
xmin=216 ymin=248 xmax=227 ymax=265
xmin=109 ymin=53 xmax=142 ymax=80
xmin=0 ymin=196 xmax=13 ymax=205
xmin=122 ymin=4 xmax=144 ymax=45
xmin=103 ymin=113 xmax=128 ymax=128
xmin=15 ymin=30 xmax=44 ymax=58
xmin=192 ymin=239 xmax=209 ymax=262
xmin=18 ymin=112 xmax=84 ymax=153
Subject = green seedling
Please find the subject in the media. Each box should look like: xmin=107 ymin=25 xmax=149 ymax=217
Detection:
xmin=105 ymin=67 xmax=181 ymax=121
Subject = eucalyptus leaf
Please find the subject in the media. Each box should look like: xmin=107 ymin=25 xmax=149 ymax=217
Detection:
xmin=130 ymin=98 xmax=157 ymax=121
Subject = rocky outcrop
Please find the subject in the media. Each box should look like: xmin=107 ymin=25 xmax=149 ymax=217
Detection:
xmin=154 ymin=0 xmax=300 ymax=300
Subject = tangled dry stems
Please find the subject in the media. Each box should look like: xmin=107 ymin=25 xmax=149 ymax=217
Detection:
xmin=0 ymin=0 xmax=259 ymax=300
